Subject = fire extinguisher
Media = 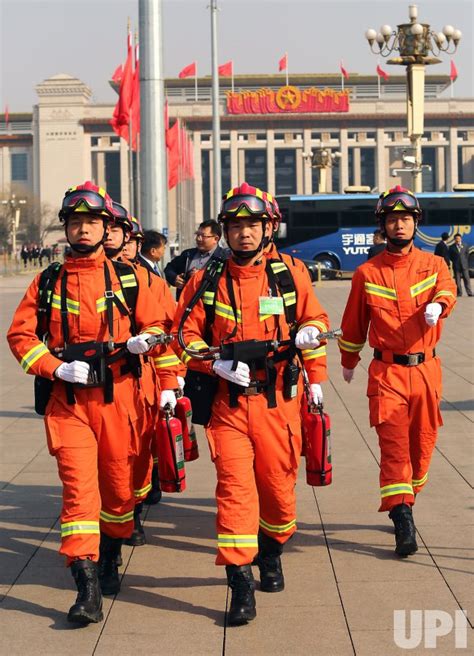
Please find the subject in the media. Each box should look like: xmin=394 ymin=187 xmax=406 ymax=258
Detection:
xmin=301 ymin=395 xmax=332 ymax=487
xmin=175 ymin=391 xmax=199 ymax=462
xmin=155 ymin=404 xmax=186 ymax=493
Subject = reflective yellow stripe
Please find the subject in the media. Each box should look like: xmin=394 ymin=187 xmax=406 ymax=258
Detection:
xmin=154 ymin=354 xmax=181 ymax=368
xmin=181 ymin=340 xmax=209 ymax=365
xmin=283 ymin=291 xmax=296 ymax=306
xmin=215 ymin=301 xmax=241 ymax=323
xmin=301 ymin=346 xmax=326 ymax=361
xmin=99 ymin=510 xmax=134 ymax=524
xmin=259 ymin=518 xmax=296 ymax=533
xmin=144 ymin=326 xmax=165 ymax=336
xmin=20 ymin=343 xmax=50 ymax=372
xmin=203 ymin=291 xmax=215 ymax=305
xmin=61 ymin=520 xmax=100 ymax=538
xmin=217 ymin=534 xmax=258 ymax=548
xmin=134 ymin=483 xmax=152 ymax=498
xmin=338 ymin=337 xmax=365 ymax=353
xmin=365 ymin=282 xmax=397 ymax=300
xmin=270 ymin=262 xmax=287 ymax=274
xmin=96 ymin=290 xmax=126 ymax=313
xmin=433 ymin=290 xmax=455 ymax=302
xmin=299 ymin=319 xmax=327 ymax=333
xmin=380 ymin=483 xmax=414 ymax=498
xmin=412 ymin=473 xmax=428 ymax=487
xmin=119 ymin=274 xmax=137 ymax=288
xmin=51 ymin=294 xmax=80 ymax=315
xmin=259 ymin=314 xmax=272 ymax=321
xmin=410 ymin=273 xmax=438 ymax=298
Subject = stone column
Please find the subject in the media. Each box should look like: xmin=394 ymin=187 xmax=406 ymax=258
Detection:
xmin=376 ymin=128 xmax=386 ymax=193
xmin=303 ymin=128 xmax=312 ymax=193
xmin=267 ymin=130 xmax=275 ymax=193
xmin=193 ymin=132 xmax=203 ymax=224
xmin=339 ymin=128 xmax=349 ymax=192
xmin=230 ymin=130 xmax=239 ymax=187
xmin=447 ymin=127 xmax=458 ymax=191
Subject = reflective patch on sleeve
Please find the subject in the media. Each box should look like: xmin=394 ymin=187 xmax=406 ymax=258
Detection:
xmin=20 ymin=343 xmax=50 ymax=372
xmin=338 ymin=337 xmax=365 ymax=353
xmin=410 ymin=273 xmax=437 ymax=298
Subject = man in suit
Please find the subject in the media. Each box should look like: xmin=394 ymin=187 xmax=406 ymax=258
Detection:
xmin=434 ymin=232 xmax=450 ymax=267
xmin=164 ymin=220 xmax=228 ymax=299
xmin=449 ymin=233 xmax=472 ymax=297
xmin=367 ymin=229 xmax=386 ymax=260
xmin=138 ymin=230 xmax=167 ymax=277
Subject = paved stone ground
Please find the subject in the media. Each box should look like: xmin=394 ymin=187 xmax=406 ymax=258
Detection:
xmin=0 ymin=272 xmax=472 ymax=655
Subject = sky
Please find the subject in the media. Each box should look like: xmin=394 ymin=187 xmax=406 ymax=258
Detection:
xmin=1 ymin=0 xmax=473 ymax=112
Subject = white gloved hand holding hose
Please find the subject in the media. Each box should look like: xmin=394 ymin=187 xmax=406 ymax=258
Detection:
xmin=295 ymin=326 xmax=321 ymax=349
xmin=127 ymin=333 xmax=153 ymax=354
xmin=55 ymin=361 xmax=90 ymax=384
xmin=213 ymin=360 xmax=251 ymax=387
xmin=159 ymin=389 xmax=177 ymax=410
xmin=342 ymin=367 xmax=355 ymax=384
xmin=424 ymin=302 xmax=442 ymax=327
xmin=310 ymin=383 xmax=323 ymax=405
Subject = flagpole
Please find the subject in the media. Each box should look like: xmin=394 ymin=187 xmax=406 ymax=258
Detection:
xmin=128 ymin=117 xmax=135 ymax=215
xmin=286 ymin=52 xmax=289 ymax=86
xmin=210 ymin=0 xmax=222 ymax=216
xmin=136 ymin=133 xmax=141 ymax=218
xmin=195 ymin=62 xmax=198 ymax=102
xmin=377 ymin=62 xmax=381 ymax=99
xmin=231 ymin=62 xmax=234 ymax=94
xmin=451 ymin=77 xmax=454 ymax=99
xmin=341 ymin=73 xmax=344 ymax=92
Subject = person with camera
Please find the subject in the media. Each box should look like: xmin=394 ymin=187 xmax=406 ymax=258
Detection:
xmin=7 ymin=182 xmax=171 ymax=625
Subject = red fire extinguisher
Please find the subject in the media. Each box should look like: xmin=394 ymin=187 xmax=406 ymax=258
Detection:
xmin=175 ymin=391 xmax=199 ymax=462
xmin=301 ymin=395 xmax=332 ymax=486
xmin=155 ymin=404 xmax=186 ymax=493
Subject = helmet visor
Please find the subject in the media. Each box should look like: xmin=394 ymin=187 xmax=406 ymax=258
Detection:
xmin=378 ymin=192 xmax=419 ymax=214
xmin=220 ymin=194 xmax=272 ymax=218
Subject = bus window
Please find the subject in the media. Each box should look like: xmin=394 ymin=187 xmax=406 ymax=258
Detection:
xmin=293 ymin=212 xmax=335 ymax=228
xmin=341 ymin=210 xmax=374 ymax=226
xmin=425 ymin=209 xmax=469 ymax=225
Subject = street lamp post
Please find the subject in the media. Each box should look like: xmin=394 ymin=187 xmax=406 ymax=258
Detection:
xmin=303 ymin=148 xmax=341 ymax=193
xmin=365 ymin=4 xmax=461 ymax=192
xmin=1 ymin=193 xmax=26 ymax=259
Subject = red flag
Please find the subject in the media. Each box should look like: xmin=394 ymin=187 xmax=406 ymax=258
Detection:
xmin=278 ymin=54 xmax=287 ymax=72
xmin=376 ymin=64 xmax=389 ymax=81
xmin=111 ymin=64 xmax=123 ymax=84
xmin=179 ymin=62 xmax=196 ymax=79
xmin=4 ymin=104 xmax=9 ymax=128
xmin=110 ymin=34 xmax=134 ymax=142
xmin=218 ymin=61 xmax=233 ymax=76
xmin=167 ymin=120 xmax=180 ymax=189
xmin=131 ymin=44 xmax=140 ymax=151
xmin=450 ymin=60 xmax=458 ymax=82
xmin=339 ymin=61 xmax=349 ymax=80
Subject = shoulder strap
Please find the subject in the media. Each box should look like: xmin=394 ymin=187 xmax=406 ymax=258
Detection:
xmin=201 ymin=257 xmax=226 ymax=343
xmin=111 ymin=259 xmax=139 ymax=335
xmin=36 ymin=262 xmax=62 ymax=339
xmin=266 ymin=258 xmax=297 ymax=328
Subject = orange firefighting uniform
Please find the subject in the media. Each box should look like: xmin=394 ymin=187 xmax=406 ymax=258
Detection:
xmin=7 ymin=249 xmax=175 ymax=564
xmin=339 ymin=247 xmax=456 ymax=511
xmin=172 ymin=254 xmax=329 ymax=566
xmin=126 ymin=262 xmax=182 ymax=504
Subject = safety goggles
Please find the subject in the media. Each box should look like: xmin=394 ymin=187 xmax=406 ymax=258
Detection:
xmin=112 ymin=201 xmax=131 ymax=220
xmin=377 ymin=192 xmax=420 ymax=214
xmin=61 ymin=189 xmax=111 ymax=214
xmin=220 ymin=194 xmax=274 ymax=219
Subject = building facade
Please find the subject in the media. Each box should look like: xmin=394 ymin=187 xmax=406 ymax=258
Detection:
xmin=1 ymin=72 xmax=473 ymax=249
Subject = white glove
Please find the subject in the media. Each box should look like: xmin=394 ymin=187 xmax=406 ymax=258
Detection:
xmin=177 ymin=376 xmax=186 ymax=391
xmin=159 ymin=389 xmax=177 ymax=410
xmin=310 ymin=383 xmax=323 ymax=405
xmin=424 ymin=302 xmax=442 ymax=327
xmin=55 ymin=361 xmax=90 ymax=384
xmin=213 ymin=359 xmax=251 ymax=387
xmin=342 ymin=367 xmax=355 ymax=384
xmin=295 ymin=326 xmax=321 ymax=349
xmin=127 ymin=333 xmax=153 ymax=354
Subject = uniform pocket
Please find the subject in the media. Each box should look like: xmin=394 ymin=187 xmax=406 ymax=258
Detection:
xmin=367 ymin=380 xmax=384 ymax=427
xmin=205 ymin=426 xmax=219 ymax=462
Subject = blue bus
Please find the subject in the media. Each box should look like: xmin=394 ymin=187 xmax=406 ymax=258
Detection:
xmin=276 ymin=192 xmax=474 ymax=275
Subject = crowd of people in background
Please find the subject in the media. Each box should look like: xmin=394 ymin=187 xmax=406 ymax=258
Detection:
xmin=20 ymin=243 xmax=54 ymax=268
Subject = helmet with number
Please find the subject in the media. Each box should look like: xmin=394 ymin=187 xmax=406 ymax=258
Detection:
xmin=375 ymin=186 xmax=422 ymax=220
xmin=130 ymin=216 xmax=145 ymax=242
xmin=58 ymin=181 xmax=115 ymax=223
xmin=111 ymin=201 xmax=134 ymax=232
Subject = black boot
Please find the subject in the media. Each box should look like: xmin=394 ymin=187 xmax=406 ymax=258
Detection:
xmin=225 ymin=565 xmax=256 ymax=626
xmin=255 ymin=532 xmax=285 ymax=592
xmin=144 ymin=465 xmax=162 ymax=505
xmin=98 ymin=534 xmax=122 ymax=595
xmin=124 ymin=503 xmax=146 ymax=547
xmin=67 ymin=559 xmax=103 ymax=624
xmin=389 ymin=504 xmax=418 ymax=557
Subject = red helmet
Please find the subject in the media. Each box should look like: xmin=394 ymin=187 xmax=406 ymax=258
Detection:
xmin=130 ymin=216 xmax=144 ymax=241
xmin=375 ymin=186 xmax=422 ymax=220
xmin=111 ymin=201 xmax=134 ymax=232
xmin=218 ymin=182 xmax=280 ymax=223
xmin=59 ymin=181 xmax=115 ymax=222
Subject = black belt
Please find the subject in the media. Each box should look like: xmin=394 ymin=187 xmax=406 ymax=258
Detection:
xmin=373 ymin=348 xmax=436 ymax=367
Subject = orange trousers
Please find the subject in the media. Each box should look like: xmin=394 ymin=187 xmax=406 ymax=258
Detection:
xmin=367 ymin=357 xmax=443 ymax=512
xmin=44 ymin=375 xmax=143 ymax=565
xmin=206 ymin=389 xmax=302 ymax=566
xmin=131 ymin=361 xmax=157 ymax=504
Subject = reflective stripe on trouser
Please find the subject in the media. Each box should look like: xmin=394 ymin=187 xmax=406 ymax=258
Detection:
xmin=131 ymin=406 xmax=155 ymax=504
xmin=44 ymin=377 xmax=141 ymax=564
xmin=206 ymin=389 xmax=301 ymax=566
xmin=367 ymin=358 xmax=442 ymax=512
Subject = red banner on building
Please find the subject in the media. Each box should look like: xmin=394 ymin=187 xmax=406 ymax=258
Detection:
xmin=226 ymin=85 xmax=349 ymax=115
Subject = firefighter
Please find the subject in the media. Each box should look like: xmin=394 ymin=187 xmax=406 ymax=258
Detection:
xmin=104 ymin=204 xmax=181 ymax=545
xmin=338 ymin=186 xmax=457 ymax=556
xmin=172 ymin=183 xmax=329 ymax=626
xmin=7 ymin=182 xmax=172 ymax=624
